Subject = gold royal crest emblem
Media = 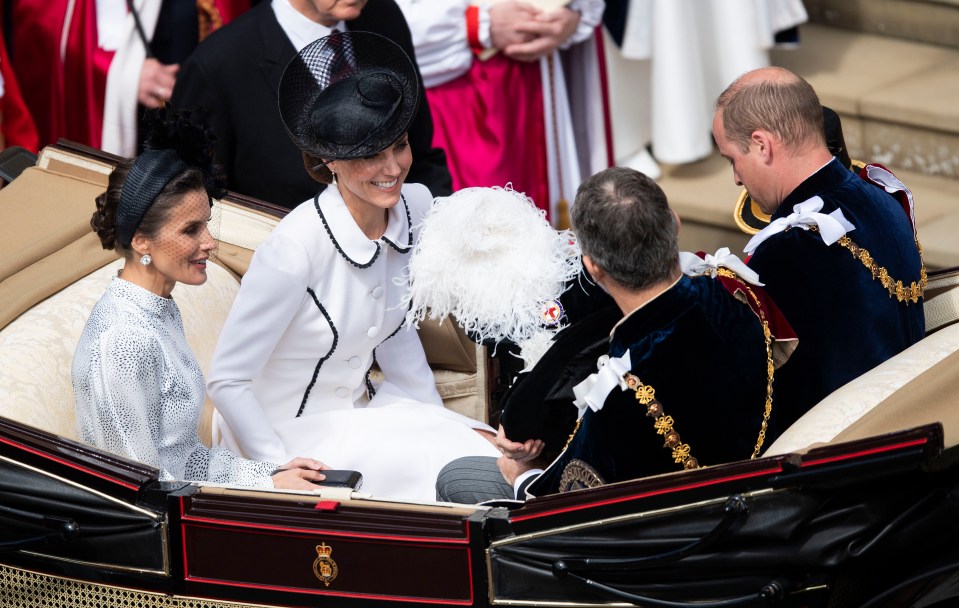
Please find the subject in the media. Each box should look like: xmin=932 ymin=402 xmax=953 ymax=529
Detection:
xmin=312 ymin=543 xmax=339 ymax=587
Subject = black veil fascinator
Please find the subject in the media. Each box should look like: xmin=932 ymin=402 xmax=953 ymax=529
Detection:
xmin=115 ymin=109 xmax=226 ymax=248
xmin=278 ymin=31 xmax=420 ymax=163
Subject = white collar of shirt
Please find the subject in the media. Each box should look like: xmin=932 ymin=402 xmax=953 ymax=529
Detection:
xmin=272 ymin=0 xmax=343 ymax=51
xmin=316 ymin=186 xmax=412 ymax=267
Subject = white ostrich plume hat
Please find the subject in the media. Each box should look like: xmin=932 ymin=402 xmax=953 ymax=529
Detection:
xmin=403 ymin=186 xmax=581 ymax=357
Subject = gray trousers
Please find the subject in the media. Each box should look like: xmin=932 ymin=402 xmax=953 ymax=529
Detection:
xmin=435 ymin=456 xmax=514 ymax=503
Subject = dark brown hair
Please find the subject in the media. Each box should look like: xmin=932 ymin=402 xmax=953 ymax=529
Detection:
xmin=92 ymin=159 xmax=208 ymax=256
xmin=303 ymin=152 xmax=334 ymax=185
xmin=571 ymin=167 xmax=677 ymax=291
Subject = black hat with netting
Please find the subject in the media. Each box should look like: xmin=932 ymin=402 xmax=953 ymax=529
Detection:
xmin=278 ymin=31 xmax=420 ymax=162
xmin=115 ymin=109 xmax=225 ymax=248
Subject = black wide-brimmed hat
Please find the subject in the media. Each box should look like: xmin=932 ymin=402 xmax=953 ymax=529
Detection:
xmin=734 ymin=106 xmax=863 ymax=235
xmin=278 ymin=31 xmax=419 ymax=162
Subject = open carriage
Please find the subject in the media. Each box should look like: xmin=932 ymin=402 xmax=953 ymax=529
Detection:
xmin=1 ymin=143 xmax=959 ymax=608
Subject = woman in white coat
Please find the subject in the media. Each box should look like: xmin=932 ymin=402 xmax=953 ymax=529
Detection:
xmin=207 ymin=32 xmax=499 ymax=502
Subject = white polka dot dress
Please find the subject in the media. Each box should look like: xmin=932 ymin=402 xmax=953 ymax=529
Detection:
xmin=73 ymin=277 xmax=276 ymax=487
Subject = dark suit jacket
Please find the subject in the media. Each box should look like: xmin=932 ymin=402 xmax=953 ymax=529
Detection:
xmin=171 ymin=0 xmax=452 ymax=209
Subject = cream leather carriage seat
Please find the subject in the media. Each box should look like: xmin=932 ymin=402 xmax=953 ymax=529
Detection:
xmin=765 ymin=269 xmax=959 ymax=455
xmin=0 ymin=146 xmax=487 ymax=447
xmin=0 ymin=257 xmax=236 ymax=442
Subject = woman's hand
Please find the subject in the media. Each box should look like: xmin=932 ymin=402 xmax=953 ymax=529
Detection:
xmin=495 ymin=424 xmax=545 ymax=463
xmin=271 ymin=457 xmax=329 ymax=490
xmin=138 ymin=59 xmax=179 ymax=108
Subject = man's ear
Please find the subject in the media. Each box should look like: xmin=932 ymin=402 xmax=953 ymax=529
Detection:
xmin=582 ymin=254 xmax=605 ymax=283
xmin=673 ymin=210 xmax=682 ymax=235
xmin=751 ymin=130 xmax=775 ymax=163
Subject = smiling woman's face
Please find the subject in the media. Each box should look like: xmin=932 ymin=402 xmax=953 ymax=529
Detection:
xmin=328 ymin=133 xmax=412 ymax=217
xmin=142 ymin=189 xmax=216 ymax=293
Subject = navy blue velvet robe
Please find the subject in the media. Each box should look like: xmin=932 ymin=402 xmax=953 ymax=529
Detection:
xmin=747 ymin=159 xmax=925 ymax=431
xmin=528 ymin=275 xmax=770 ymax=495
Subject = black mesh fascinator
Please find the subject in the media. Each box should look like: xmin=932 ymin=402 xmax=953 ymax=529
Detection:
xmin=278 ymin=31 xmax=420 ymax=162
xmin=115 ymin=109 xmax=226 ymax=247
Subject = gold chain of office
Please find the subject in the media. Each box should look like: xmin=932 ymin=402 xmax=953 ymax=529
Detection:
xmin=837 ymin=236 xmax=927 ymax=303
xmin=809 ymin=226 xmax=928 ymax=304
xmin=560 ymin=268 xmax=776 ymax=470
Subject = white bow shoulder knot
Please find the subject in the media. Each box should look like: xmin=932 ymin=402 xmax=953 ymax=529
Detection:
xmin=679 ymin=247 xmax=764 ymax=286
xmin=744 ymin=196 xmax=856 ymax=255
xmin=571 ymin=351 xmax=632 ymax=419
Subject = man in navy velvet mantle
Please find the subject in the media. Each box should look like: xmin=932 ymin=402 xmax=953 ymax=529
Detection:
xmin=437 ymin=167 xmax=795 ymax=502
xmin=712 ymin=67 xmax=925 ymax=432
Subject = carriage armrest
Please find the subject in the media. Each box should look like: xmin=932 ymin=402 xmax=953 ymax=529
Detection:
xmin=764 ymin=320 xmax=959 ymax=455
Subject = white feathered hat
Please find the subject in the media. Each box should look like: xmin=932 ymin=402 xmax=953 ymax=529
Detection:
xmin=404 ymin=186 xmax=582 ymax=368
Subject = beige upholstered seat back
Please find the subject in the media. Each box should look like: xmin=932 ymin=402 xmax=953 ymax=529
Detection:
xmin=0 ymin=145 xmax=489 ymax=447
xmin=765 ymin=286 xmax=959 ymax=456
xmin=0 ymin=258 xmax=240 ymax=443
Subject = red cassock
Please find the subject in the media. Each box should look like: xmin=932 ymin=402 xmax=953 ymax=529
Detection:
xmin=396 ymin=0 xmax=612 ymax=225
xmin=426 ymin=55 xmax=549 ymax=221
xmin=8 ymin=0 xmax=250 ymax=152
xmin=0 ymin=23 xmax=39 ymax=152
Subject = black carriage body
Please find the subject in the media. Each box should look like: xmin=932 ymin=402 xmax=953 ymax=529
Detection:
xmin=0 ymin=415 xmax=493 ymax=608
xmin=2 ymin=415 xmax=959 ymax=608
xmin=488 ymin=425 xmax=959 ymax=607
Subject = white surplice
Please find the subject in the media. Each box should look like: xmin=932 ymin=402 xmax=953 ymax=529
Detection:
xmin=395 ymin=0 xmax=610 ymax=221
xmin=608 ymin=0 xmax=808 ymax=165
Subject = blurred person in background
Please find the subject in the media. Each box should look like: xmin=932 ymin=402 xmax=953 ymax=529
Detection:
xmin=396 ymin=0 xmax=611 ymax=225
xmin=5 ymin=0 xmax=249 ymax=156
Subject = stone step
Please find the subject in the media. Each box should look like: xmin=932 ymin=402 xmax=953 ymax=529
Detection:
xmin=606 ymin=19 xmax=959 ymax=270
xmin=658 ymin=151 xmax=959 ymax=270
xmin=771 ymin=24 xmax=959 ymax=179
xmin=803 ymin=0 xmax=959 ymax=50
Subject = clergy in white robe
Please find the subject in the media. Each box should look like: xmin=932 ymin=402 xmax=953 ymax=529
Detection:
xmin=606 ymin=0 xmax=808 ymax=168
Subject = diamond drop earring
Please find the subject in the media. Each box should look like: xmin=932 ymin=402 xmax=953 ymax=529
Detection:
xmin=140 ymin=254 xmax=152 ymax=266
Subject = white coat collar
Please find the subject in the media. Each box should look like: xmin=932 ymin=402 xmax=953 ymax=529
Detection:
xmin=314 ymin=185 xmax=413 ymax=269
